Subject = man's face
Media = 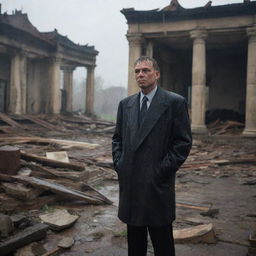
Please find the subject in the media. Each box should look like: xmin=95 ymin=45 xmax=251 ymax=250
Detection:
xmin=134 ymin=60 xmax=160 ymax=92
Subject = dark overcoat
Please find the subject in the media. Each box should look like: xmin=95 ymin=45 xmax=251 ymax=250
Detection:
xmin=112 ymin=87 xmax=192 ymax=226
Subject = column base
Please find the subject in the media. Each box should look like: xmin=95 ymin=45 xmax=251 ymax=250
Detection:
xmin=191 ymin=124 xmax=208 ymax=134
xmin=242 ymin=128 xmax=256 ymax=137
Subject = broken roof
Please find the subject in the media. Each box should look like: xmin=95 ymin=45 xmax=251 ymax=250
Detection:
xmin=121 ymin=1 xmax=256 ymax=24
xmin=0 ymin=9 xmax=98 ymax=55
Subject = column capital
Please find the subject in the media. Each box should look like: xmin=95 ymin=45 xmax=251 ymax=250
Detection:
xmin=247 ymin=25 xmax=256 ymax=41
xmin=62 ymin=66 xmax=76 ymax=72
xmin=190 ymin=29 xmax=207 ymax=40
xmin=126 ymin=33 xmax=143 ymax=46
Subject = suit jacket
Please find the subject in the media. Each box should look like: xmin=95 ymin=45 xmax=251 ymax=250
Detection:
xmin=112 ymin=87 xmax=192 ymax=226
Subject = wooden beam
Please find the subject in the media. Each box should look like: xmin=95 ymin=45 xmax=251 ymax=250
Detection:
xmin=13 ymin=175 xmax=112 ymax=205
xmin=0 ymin=113 xmax=22 ymax=128
xmin=21 ymin=151 xmax=85 ymax=171
xmin=0 ymin=223 xmax=49 ymax=256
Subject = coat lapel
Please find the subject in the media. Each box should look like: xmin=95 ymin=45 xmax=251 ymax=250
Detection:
xmin=127 ymin=93 xmax=140 ymax=142
xmin=134 ymin=87 xmax=169 ymax=152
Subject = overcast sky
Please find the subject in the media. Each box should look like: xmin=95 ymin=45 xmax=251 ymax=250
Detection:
xmin=1 ymin=0 xmax=243 ymax=89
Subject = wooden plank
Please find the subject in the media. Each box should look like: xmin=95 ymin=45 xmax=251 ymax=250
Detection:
xmin=13 ymin=175 xmax=112 ymax=205
xmin=21 ymin=151 xmax=85 ymax=171
xmin=176 ymin=202 xmax=210 ymax=212
xmin=2 ymin=136 xmax=99 ymax=149
xmin=0 ymin=113 xmax=22 ymax=128
xmin=0 ymin=223 xmax=49 ymax=256
xmin=20 ymin=114 xmax=59 ymax=131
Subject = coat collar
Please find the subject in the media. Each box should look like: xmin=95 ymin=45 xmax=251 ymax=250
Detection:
xmin=127 ymin=87 xmax=170 ymax=152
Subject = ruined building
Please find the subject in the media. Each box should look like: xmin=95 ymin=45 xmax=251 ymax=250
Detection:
xmin=0 ymin=7 xmax=98 ymax=115
xmin=122 ymin=0 xmax=256 ymax=136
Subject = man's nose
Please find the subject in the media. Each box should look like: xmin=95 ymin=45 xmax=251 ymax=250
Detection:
xmin=138 ymin=70 xmax=144 ymax=76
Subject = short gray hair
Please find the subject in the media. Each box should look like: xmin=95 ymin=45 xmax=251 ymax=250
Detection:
xmin=134 ymin=56 xmax=160 ymax=72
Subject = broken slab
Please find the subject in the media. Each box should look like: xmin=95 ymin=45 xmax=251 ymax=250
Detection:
xmin=46 ymin=151 xmax=69 ymax=163
xmin=173 ymin=223 xmax=217 ymax=244
xmin=0 ymin=223 xmax=49 ymax=256
xmin=39 ymin=209 xmax=79 ymax=231
xmin=58 ymin=237 xmax=75 ymax=248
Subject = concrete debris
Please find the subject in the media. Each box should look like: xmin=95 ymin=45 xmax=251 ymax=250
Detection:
xmin=58 ymin=237 xmax=75 ymax=248
xmin=173 ymin=224 xmax=217 ymax=244
xmin=39 ymin=209 xmax=79 ymax=231
xmin=0 ymin=214 xmax=14 ymax=238
xmin=46 ymin=151 xmax=70 ymax=163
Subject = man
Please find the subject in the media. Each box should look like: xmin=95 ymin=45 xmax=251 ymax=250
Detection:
xmin=112 ymin=56 xmax=192 ymax=256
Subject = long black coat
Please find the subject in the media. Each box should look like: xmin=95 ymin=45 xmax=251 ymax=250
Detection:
xmin=112 ymin=87 xmax=192 ymax=226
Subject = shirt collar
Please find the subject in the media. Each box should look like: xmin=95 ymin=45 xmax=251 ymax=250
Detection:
xmin=140 ymin=85 xmax=158 ymax=104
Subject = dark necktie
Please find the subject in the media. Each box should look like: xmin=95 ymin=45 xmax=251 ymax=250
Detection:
xmin=139 ymin=96 xmax=148 ymax=126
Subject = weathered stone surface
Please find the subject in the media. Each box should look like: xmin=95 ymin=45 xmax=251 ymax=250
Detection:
xmin=39 ymin=209 xmax=79 ymax=231
xmin=0 ymin=146 xmax=20 ymax=175
xmin=58 ymin=237 xmax=75 ymax=248
xmin=173 ymin=223 xmax=217 ymax=244
xmin=0 ymin=214 xmax=14 ymax=238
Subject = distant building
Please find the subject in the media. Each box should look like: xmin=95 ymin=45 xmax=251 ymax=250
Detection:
xmin=0 ymin=7 xmax=98 ymax=115
xmin=122 ymin=0 xmax=256 ymax=136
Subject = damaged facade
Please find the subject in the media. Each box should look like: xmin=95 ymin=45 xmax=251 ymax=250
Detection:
xmin=122 ymin=0 xmax=256 ymax=136
xmin=0 ymin=7 xmax=98 ymax=115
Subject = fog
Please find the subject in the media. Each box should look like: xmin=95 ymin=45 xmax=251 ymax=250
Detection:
xmin=1 ymin=0 xmax=243 ymax=89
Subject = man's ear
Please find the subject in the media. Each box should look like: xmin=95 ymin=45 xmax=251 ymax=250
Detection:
xmin=156 ymin=71 xmax=160 ymax=80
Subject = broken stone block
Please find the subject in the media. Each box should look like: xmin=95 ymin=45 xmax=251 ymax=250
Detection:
xmin=10 ymin=215 xmax=29 ymax=229
xmin=1 ymin=182 xmax=44 ymax=201
xmin=58 ymin=237 xmax=75 ymax=248
xmin=0 ymin=146 xmax=20 ymax=175
xmin=39 ymin=209 xmax=79 ymax=231
xmin=0 ymin=214 xmax=14 ymax=238
xmin=173 ymin=223 xmax=217 ymax=244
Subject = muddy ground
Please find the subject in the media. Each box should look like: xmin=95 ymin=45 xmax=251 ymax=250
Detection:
xmin=0 ymin=115 xmax=256 ymax=256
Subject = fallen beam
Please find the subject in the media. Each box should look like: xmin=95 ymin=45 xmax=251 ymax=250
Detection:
xmin=21 ymin=151 xmax=85 ymax=171
xmin=1 ymin=136 xmax=99 ymax=149
xmin=0 ymin=223 xmax=49 ymax=256
xmin=13 ymin=175 xmax=112 ymax=205
xmin=0 ymin=113 xmax=22 ymax=128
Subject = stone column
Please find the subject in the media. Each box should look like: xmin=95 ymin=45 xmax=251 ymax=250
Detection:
xmin=146 ymin=41 xmax=154 ymax=58
xmin=85 ymin=66 xmax=95 ymax=115
xmin=127 ymin=33 xmax=143 ymax=95
xmin=243 ymin=26 xmax=256 ymax=136
xmin=63 ymin=67 xmax=75 ymax=113
xmin=190 ymin=29 xmax=207 ymax=134
xmin=48 ymin=58 xmax=61 ymax=114
xmin=9 ymin=53 xmax=27 ymax=114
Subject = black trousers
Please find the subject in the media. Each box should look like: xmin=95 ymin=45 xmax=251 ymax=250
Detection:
xmin=127 ymin=224 xmax=175 ymax=256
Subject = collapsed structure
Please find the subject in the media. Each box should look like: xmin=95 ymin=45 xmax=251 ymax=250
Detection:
xmin=122 ymin=0 xmax=256 ymax=136
xmin=0 ymin=6 xmax=98 ymax=115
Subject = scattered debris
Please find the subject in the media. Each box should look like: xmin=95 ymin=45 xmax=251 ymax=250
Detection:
xmin=39 ymin=209 xmax=79 ymax=231
xmin=0 ymin=214 xmax=14 ymax=238
xmin=173 ymin=224 xmax=217 ymax=244
xmin=46 ymin=151 xmax=70 ymax=163
xmin=0 ymin=223 xmax=49 ymax=256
